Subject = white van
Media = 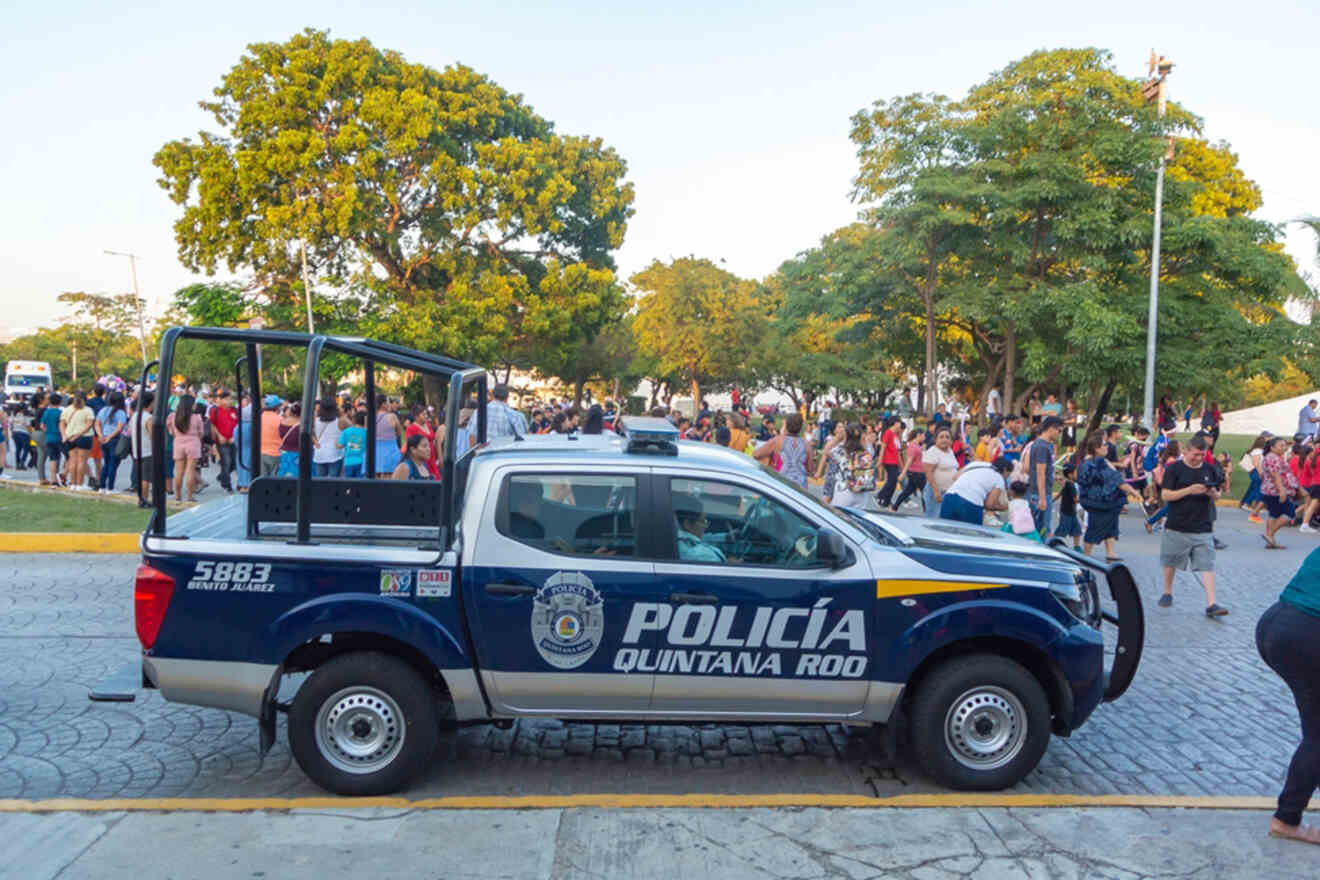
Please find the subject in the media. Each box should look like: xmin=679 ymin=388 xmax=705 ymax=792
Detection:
xmin=4 ymin=360 xmax=53 ymax=409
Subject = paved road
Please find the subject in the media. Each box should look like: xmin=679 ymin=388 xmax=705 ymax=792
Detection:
xmin=0 ymin=506 xmax=1312 ymax=800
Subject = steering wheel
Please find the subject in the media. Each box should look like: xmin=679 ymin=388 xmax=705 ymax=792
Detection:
xmin=729 ymin=496 xmax=774 ymax=560
xmin=782 ymin=531 xmax=817 ymax=566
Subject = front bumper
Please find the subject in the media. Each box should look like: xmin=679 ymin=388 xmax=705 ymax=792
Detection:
xmin=1048 ymin=542 xmax=1146 ymax=702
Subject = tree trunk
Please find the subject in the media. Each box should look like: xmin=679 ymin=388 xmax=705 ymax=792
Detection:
xmin=1002 ymin=321 xmax=1017 ymax=417
xmin=612 ymin=377 xmax=621 ymax=402
xmin=916 ymin=373 xmax=926 ymax=414
xmin=1087 ymin=377 xmax=1119 ymax=436
xmin=924 ymin=291 xmax=937 ymax=419
xmin=690 ymin=376 xmax=701 ymax=413
xmin=573 ymin=376 xmax=585 ymax=407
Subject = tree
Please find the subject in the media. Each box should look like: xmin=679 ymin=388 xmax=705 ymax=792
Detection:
xmin=154 ymin=29 xmax=633 ymax=372
xmin=850 ymin=94 xmax=978 ymax=416
xmin=759 ymin=225 xmax=914 ymax=410
xmin=631 ymin=258 xmax=762 ymax=405
xmin=56 ymin=292 xmax=143 ymax=383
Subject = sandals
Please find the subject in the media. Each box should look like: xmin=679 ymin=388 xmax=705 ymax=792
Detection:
xmin=1270 ymin=820 xmax=1320 ymax=845
xmin=1262 ymin=535 xmax=1285 ymax=550
xmin=1105 ymin=556 xmax=1123 ymax=562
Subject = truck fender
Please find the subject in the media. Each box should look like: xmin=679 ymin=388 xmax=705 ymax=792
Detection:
xmin=267 ymin=593 xmax=470 ymax=671
xmin=889 ymin=600 xmax=1077 ymax=685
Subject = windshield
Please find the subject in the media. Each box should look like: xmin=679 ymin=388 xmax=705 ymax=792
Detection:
xmin=756 ymin=461 xmax=903 ymax=546
xmin=5 ymin=374 xmax=48 ymax=388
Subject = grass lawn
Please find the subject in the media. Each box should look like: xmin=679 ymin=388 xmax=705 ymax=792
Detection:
xmin=0 ymin=487 xmax=151 ymax=533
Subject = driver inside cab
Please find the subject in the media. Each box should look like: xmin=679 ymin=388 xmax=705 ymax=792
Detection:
xmin=674 ymin=493 xmax=733 ymax=562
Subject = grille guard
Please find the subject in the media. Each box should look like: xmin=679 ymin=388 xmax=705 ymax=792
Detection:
xmin=1047 ymin=540 xmax=1145 ymax=702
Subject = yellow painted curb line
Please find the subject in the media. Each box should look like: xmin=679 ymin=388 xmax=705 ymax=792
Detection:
xmin=0 ymin=533 xmax=139 ymax=554
xmin=0 ymin=793 xmax=1307 ymax=813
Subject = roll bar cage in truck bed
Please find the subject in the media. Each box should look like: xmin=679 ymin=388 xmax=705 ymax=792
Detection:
xmin=136 ymin=326 xmax=487 ymax=548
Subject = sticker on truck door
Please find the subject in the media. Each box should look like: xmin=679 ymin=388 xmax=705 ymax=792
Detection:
xmin=379 ymin=570 xmax=412 ymax=596
xmin=416 ymin=570 xmax=452 ymax=598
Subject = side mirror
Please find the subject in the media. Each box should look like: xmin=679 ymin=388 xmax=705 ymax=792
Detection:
xmin=817 ymin=528 xmax=848 ymax=569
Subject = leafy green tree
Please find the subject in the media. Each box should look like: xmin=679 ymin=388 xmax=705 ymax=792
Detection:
xmin=56 ymin=292 xmax=143 ymax=383
xmin=631 ymin=257 xmax=763 ymax=405
xmin=759 ymin=225 xmax=914 ymax=410
xmin=850 ymin=95 xmax=978 ymax=416
xmin=850 ymin=48 xmax=1303 ymax=424
xmin=154 ymin=28 xmax=633 ymax=372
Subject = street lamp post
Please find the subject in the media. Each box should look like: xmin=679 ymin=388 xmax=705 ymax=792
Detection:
xmin=299 ymin=240 xmax=315 ymax=334
xmin=104 ymin=249 xmax=149 ymax=365
xmin=1141 ymin=52 xmax=1173 ymax=430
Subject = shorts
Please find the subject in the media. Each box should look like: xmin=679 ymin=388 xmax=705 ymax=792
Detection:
xmin=46 ymin=441 xmax=63 ymax=460
xmin=1308 ymin=485 xmax=1320 ymax=501
xmin=1160 ymin=529 xmax=1215 ymax=572
xmin=1264 ymin=495 xmax=1296 ymax=521
xmin=69 ymin=436 xmax=93 ymax=452
xmin=138 ymin=456 xmax=155 ymax=481
xmin=1129 ymin=478 xmax=1147 ymax=493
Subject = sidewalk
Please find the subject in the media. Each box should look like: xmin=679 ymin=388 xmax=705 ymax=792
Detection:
xmin=3 ymin=803 xmax=1314 ymax=879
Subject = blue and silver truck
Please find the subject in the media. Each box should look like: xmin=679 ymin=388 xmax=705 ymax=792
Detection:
xmin=133 ymin=327 xmax=1144 ymax=795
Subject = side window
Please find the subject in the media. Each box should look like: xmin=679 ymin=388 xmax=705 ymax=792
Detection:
xmin=499 ymin=474 xmax=636 ymax=557
xmin=670 ymin=478 xmax=820 ymax=568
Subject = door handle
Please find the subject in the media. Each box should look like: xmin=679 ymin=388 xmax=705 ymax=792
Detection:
xmin=485 ymin=583 xmax=536 ymax=596
xmin=669 ymin=592 xmax=718 ymax=605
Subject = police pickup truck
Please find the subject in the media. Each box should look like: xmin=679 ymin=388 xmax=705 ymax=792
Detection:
xmin=133 ymin=328 xmax=1143 ymax=795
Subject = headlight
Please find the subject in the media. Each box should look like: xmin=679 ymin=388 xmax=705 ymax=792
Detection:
xmin=1050 ymin=580 xmax=1083 ymax=619
xmin=1051 ymin=570 xmax=1099 ymax=625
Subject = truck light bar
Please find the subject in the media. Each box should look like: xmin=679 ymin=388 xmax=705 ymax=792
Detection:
xmin=620 ymin=416 xmax=679 ymax=456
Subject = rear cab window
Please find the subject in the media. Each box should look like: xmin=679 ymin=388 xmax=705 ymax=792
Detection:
xmin=496 ymin=473 xmax=638 ymax=557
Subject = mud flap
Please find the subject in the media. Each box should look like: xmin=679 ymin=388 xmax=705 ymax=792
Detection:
xmin=1099 ymin=563 xmax=1144 ymax=702
xmin=1046 ymin=541 xmax=1145 ymax=703
xmin=258 ymin=666 xmax=282 ymax=757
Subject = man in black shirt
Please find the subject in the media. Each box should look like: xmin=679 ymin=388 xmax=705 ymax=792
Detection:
xmin=1159 ymin=435 xmax=1227 ymax=617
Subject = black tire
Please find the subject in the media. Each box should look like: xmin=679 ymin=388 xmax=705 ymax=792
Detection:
xmin=908 ymin=654 xmax=1051 ymax=791
xmin=288 ymin=652 xmax=439 ymax=796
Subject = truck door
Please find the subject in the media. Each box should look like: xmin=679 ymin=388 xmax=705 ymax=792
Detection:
xmin=463 ymin=468 xmax=661 ymax=715
xmin=648 ymin=475 xmax=875 ymax=718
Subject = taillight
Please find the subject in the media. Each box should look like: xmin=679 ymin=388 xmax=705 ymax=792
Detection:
xmin=135 ymin=564 xmax=175 ymax=650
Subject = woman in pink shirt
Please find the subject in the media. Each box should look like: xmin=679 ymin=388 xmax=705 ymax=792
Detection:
xmin=1299 ymin=444 xmax=1320 ymax=535
xmin=168 ymin=395 xmax=204 ymax=502
xmin=890 ymin=429 xmax=927 ymax=512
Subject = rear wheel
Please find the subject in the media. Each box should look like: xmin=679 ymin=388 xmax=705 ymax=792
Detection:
xmin=909 ymin=654 xmax=1051 ymax=790
xmin=288 ymin=652 xmax=439 ymax=795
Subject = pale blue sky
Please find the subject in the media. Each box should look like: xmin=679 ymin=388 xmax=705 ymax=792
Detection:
xmin=2 ymin=0 xmax=1316 ymax=336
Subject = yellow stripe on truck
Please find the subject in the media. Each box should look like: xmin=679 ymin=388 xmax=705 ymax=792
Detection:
xmin=876 ymin=579 xmax=1009 ymax=599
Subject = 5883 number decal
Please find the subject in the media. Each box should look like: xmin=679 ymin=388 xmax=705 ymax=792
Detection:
xmin=187 ymin=561 xmax=276 ymax=592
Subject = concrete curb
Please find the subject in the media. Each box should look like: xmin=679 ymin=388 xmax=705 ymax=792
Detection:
xmin=0 ymin=533 xmax=140 ymax=553
xmin=0 ymin=476 xmax=194 ymax=510
xmin=0 ymin=793 xmax=1311 ymax=813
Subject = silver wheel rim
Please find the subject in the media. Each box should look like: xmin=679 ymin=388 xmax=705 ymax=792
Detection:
xmin=314 ymin=686 xmax=406 ymax=775
xmin=943 ymin=685 xmax=1028 ymax=771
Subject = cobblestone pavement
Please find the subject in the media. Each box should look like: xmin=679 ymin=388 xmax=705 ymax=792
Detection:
xmin=0 ymin=506 xmax=1310 ymax=800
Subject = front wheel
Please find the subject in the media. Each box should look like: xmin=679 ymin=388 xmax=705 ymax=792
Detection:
xmin=908 ymin=654 xmax=1051 ymax=790
xmin=288 ymin=652 xmax=439 ymax=795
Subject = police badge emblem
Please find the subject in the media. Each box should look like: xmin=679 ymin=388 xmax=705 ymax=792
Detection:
xmin=531 ymin=572 xmax=604 ymax=669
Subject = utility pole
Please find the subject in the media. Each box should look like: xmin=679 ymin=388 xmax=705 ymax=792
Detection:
xmin=104 ymin=250 xmax=149 ymax=365
xmin=300 ymin=241 xmax=315 ymax=334
xmin=1140 ymin=51 xmax=1174 ymax=429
